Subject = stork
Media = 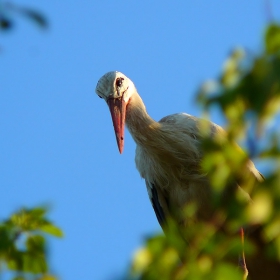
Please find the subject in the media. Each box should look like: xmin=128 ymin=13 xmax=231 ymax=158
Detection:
xmin=95 ymin=71 xmax=267 ymax=276
xmin=95 ymin=71 xmax=263 ymax=225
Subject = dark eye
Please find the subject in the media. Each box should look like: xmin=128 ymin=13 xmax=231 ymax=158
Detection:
xmin=116 ymin=77 xmax=124 ymax=87
xmin=98 ymin=95 xmax=102 ymax=99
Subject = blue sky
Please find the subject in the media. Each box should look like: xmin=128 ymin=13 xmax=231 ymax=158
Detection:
xmin=1 ymin=1 xmax=280 ymax=279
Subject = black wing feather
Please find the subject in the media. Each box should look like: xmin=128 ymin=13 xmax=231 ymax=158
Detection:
xmin=150 ymin=183 xmax=167 ymax=227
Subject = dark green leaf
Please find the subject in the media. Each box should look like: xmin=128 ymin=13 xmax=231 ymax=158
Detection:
xmin=26 ymin=235 xmax=45 ymax=253
xmin=0 ymin=16 xmax=13 ymax=30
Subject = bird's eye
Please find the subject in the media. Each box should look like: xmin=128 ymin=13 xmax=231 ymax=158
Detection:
xmin=98 ymin=95 xmax=102 ymax=99
xmin=116 ymin=77 xmax=124 ymax=88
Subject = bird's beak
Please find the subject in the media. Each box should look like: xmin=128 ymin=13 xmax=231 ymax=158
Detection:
xmin=107 ymin=97 xmax=126 ymax=154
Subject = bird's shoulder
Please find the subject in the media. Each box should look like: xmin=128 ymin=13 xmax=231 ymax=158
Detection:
xmin=158 ymin=113 xmax=224 ymax=137
xmin=159 ymin=113 xmax=197 ymax=125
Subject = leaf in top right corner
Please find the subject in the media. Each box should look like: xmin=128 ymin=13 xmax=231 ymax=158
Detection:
xmin=265 ymin=23 xmax=280 ymax=55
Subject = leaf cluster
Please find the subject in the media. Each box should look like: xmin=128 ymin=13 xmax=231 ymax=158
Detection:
xmin=0 ymin=207 xmax=63 ymax=280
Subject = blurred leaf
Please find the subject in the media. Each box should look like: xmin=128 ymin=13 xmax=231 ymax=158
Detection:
xmin=20 ymin=8 xmax=47 ymax=28
xmin=214 ymin=263 xmax=243 ymax=280
xmin=0 ymin=3 xmax=47 ymax=33
xmin=39 ymin=275 xmax=58 ymax=280
xmin=132 ymin=247 xmax=152 ymax=274
xmin=265 ymin=23 xmax=280 ymax=54
xmin=26 ymin=235 xmax=45 ymax=253
xmin=0 ymin=16 xmax=13 ymax=30
xmin=0 ymin=225 xmax=13 ymax=252
xmin=246 ymin=191 xmax=273 ymax=224
xmin=40 ymin=224 xmax=64 ymax=238
xmin=0 ymin=207 xmax=62 ymax=278
xmin=220 ymin=48 xmax=246 ymax=87
xmin=7 ymin=207 xmax=63 ymax=237
xmin=12 ymin=277 xmax=25 ymax=280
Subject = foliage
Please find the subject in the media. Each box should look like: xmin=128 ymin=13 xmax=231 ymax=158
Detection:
xmin=0 ymin=1 xmax=47 ymax=31
xmin=128 ymin=23 xmax=280 ymax=280
xmin=1 ymin=3 xmax=58 ymax=279
xmin=0 ymin=207 xmax=63 ymax=280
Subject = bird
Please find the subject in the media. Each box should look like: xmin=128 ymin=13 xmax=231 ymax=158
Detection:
xmin=95 ymin=71 xmax=263 ymax=227
xmin=95 ymin=71 xmax=275 ymax=278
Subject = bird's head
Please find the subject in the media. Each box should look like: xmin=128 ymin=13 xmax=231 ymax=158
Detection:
xmin=95 ymin=71 xmax=136 ymax=154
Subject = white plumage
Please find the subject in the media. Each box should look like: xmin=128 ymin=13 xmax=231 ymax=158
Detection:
xmin=95 ymin=71 xmax=262 ymax=232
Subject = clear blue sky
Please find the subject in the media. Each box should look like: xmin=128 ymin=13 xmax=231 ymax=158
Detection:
xmin=1 ymin=1 xmax=280 ymax=279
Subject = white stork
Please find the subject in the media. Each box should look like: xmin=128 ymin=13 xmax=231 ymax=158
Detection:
xmin=95 ymin=71 xmax=263 ymax=229
xmin=95 ymin=71 xmax=280 ymax=279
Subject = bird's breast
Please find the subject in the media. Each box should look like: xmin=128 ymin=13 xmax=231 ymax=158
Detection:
xmin=135 ymin=145 xmax=213 ymax=223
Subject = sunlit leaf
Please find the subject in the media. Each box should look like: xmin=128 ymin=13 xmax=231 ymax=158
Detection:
xmin=40 ymin=224 xmax=64 ymax=237
xmin=132 ymin=247 xmax=152 ymax=274
xmin=246 ymin=191 xmax=272 ymax=224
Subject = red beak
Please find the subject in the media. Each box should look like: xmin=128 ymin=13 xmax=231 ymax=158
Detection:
xmin=107 ymin=98 xmax=126 ymax=154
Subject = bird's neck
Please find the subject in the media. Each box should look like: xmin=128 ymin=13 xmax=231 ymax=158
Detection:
xmin=125 ymin=91 xmax=159 ymax=145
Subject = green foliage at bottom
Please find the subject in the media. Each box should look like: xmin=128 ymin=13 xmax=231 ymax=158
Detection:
xmin=0 ymin=207 xmax=63 ymax=280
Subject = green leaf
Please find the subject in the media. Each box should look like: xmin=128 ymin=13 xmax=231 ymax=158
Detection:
xmin=40 ymin=224 xmax=64 ymax=238
xmin=265 ymin=23 xmax=280 ymax=54
xmin=26 ymin=235 xmax=45 ymax=253
xmin=0 ymin=226 xmax=13 ymax=252
xmin=214 ymin=263 xmax=243 ymax=280
xmin=22 ymin=252 xmax=47 ymax=273
xmin=28 ymin=207 xmax=47 ymax=219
